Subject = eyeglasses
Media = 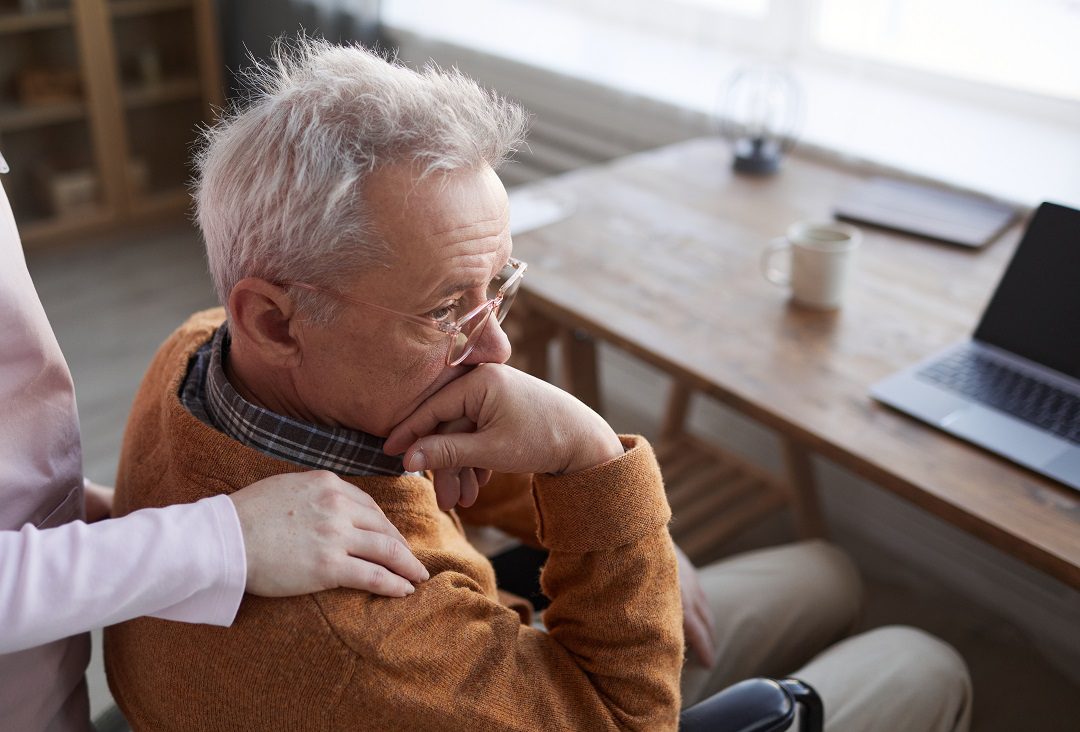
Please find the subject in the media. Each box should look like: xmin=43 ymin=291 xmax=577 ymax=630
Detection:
xmin=281 ymin=257 xmax=527 ymax=366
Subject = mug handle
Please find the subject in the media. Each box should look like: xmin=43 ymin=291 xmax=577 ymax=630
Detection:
xmin=761 ymin=237 xmax=790 ymax=286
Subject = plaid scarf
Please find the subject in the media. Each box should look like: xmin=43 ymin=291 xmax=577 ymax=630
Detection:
xmin=180 ymin=324 xmax=406 ymax=477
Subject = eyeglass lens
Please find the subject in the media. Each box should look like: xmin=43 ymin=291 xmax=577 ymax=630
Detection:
xmin=447 ymin=263 xmax=523 ymax=365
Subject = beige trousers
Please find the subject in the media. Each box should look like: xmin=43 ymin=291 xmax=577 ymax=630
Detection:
xmin=680 ymin=541 xmax=972 ymax=732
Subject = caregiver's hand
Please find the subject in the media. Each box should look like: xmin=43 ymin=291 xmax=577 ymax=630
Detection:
xmin=230 ymin=471 xmax=429 ymax=598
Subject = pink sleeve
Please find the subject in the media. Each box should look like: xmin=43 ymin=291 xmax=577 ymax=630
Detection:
xmin=0 ymin=494 xmax=246 ymax=654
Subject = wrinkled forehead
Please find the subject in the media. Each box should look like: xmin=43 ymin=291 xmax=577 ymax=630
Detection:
xmin=358 ymin=163 xmax=512 ymax=303
xmin=370 ymin=164 xmax=507 ymax=237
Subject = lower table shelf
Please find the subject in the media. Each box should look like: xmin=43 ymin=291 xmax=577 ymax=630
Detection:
xmin=656 ymin=434 xmax=790 ymax=565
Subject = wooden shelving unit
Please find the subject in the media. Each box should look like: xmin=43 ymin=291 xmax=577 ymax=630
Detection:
xmin=0 ymin=7 xmax=72 ymax=33
xmin=19 ymin=206 xmax=112 ymax=241
xmin=0 ymin=101 xmax=86 ymax=132
xmin=0 ymin=0 xmax=222 ymax=246
xmin=122 ymin=76 xmax=200 ymax=109
xmin=110 ymin=0 xmax=192 ymax=19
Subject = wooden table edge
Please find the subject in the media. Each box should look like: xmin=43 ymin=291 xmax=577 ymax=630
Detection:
xmin=521 ymin=290 xmax=1080 ymax=591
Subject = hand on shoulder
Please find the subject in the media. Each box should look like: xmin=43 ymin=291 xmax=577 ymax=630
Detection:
xmin=229 ymin=471 xmax=430 ymax=598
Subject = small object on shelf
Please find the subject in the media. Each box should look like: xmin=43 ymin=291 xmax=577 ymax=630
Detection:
xmin=35 ymin=164 xmax=99 ymax=217
xmin=717 ymin=65 xmax=802 ymax=175
xmin=137 ymin=47 xmax=163 ymax=86
xmin=18 ymin=0 xmax=68 ymax=12
xmin=127 ymin=157 xmax=148 ymax=193
xmin=16 ymin=67 xmax=82 ymax=107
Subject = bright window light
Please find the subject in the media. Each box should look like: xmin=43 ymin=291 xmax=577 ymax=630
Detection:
xmin=815 ymin=0 xmax=1080 ymax=102
xmin=675 ymin=0 xmax=769 ymax=18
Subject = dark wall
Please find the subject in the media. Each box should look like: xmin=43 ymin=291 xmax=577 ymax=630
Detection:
xmin=216 ymin=0 xmax=389 ymax=100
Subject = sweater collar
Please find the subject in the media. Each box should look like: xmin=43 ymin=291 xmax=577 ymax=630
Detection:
xmin=180 ymin=323 xmax=407 ymax=478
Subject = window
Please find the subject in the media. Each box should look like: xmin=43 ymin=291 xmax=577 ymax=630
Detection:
xmin=381 ymin=0 xmax=1080 ymax=205
xmin=527 ymin=0 xmax=1080 ymax=107
xmin=815 ymin=0 xmax=1080 ymax=103
xmin=677 ymin=0 xmax=769 ymax=18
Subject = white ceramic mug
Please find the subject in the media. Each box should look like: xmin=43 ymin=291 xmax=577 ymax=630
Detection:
xmin=761 ymin=221 xmax=861 ymax=310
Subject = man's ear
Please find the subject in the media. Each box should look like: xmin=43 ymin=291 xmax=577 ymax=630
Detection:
xmin=227 ymin=278 xmax=305 ymax=367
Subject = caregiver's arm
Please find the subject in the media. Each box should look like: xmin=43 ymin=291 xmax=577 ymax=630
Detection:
xmin=0 ymin=470 xmax=427 ymax=654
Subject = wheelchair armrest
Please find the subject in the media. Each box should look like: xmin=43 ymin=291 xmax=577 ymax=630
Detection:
xmin=679 ymin=677 xmax=822 ymax=732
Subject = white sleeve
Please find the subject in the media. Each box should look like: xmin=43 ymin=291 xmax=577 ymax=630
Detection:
xmin=0 ymin=494 xmax=246 ymax=654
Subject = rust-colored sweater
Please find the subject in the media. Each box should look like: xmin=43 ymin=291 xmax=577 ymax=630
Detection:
xmin=105 ymin=310 xmax=683 ymax=731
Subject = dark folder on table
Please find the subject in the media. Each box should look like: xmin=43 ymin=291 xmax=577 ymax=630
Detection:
xmin=834 ymin=177 xmax=1019 ymax=248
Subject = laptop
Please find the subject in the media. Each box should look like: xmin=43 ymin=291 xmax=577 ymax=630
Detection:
xmin=870 ymin=202 xmax=1080 ymax=490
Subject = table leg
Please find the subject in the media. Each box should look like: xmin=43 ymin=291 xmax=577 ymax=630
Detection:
xmin=508 ymin=299 xmax=557 ymax=382
xmin=780 ymin=437 xmax=827 ymax=539
xmin=559 ymin=327 xmax=602 ymax=413
xmin=661 ymin=381 xmax=693 ymax=441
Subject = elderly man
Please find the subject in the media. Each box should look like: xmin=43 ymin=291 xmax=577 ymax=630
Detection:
xmin=106 ymin=40 xmax=971 ymax=731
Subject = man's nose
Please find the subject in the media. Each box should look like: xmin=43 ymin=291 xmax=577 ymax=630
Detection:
xmin=461 ymin=314 xmax=512 ymax=366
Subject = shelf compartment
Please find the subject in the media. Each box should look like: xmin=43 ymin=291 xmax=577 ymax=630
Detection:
xmin=110 ymin=0 xmax=191 ymax=19
xmin=19 ymin=206 xmax=115 ymax=245
xmin=0 ymin=101 xmax=86 ymax=132
xmin=656 ymin=434 xmax=790 ymax=565
xmin=122 ymin=96 xmax=201 ymax=197
xmin=122 ymin=76 xmax=199 ymax=109
xmin=129 ymin=186 xmax=190 ymax=217
xmin=0 ymin=8 xmax=73 ymax=34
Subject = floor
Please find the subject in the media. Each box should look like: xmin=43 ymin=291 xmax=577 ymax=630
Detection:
xmin=26 ymin=219 xmax=1080 ymax=731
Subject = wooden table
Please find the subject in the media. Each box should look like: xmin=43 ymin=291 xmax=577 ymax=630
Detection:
xmin=508 ymin=137 xmax=1080 ymax=589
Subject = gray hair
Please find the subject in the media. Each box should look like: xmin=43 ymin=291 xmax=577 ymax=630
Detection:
xmin=194 ymin=37 xmax=529 ymax=321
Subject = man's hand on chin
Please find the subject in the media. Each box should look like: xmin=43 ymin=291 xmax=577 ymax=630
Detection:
xmin=383 ymin=363 xmax=625 ymax=510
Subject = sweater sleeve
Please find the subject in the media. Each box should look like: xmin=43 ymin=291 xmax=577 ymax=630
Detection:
xmin=330 ymin=435 xmax=683 ymax=731
xmin=0 ymin=494 xmax=246 ymax=654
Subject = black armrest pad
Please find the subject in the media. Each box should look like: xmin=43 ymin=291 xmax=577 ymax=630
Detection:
xmin=679 ymin=678 xmax=795 ymax=732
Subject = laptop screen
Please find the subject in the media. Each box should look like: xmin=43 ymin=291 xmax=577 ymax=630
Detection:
xmin=974 ymin=202 xmax=1080 ymax=379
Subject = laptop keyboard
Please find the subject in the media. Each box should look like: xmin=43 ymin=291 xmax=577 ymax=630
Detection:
xmin=919 ymin=350 xmax=1080 ymax=444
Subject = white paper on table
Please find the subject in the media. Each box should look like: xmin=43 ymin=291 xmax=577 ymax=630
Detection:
xmin=509 ymin=188 xmax=576 ymax=236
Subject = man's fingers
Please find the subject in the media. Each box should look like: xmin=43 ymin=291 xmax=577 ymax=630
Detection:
xmin=458 ymin=468 xmax=479 ymax=508
xmin=347 ymin=530 xmax=429 ymax=584
xmin=403 ymin=432 xmax=488 ymax=474
xmin=335 ymin=557 xmax=417 ymax=597
xmin=476 ymin=469 xmax=492 ymax=487
xmin=437 ymin=416 xmax=476 ymax=435
xmin=433 ymin=468 xmax=462 ymax=512
xmin=384 ymin=376 xmax=477 ymax=455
